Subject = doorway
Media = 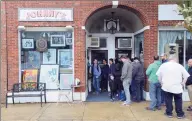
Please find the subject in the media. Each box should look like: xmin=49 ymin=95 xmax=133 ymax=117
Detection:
xmin=87 ymin=50 xmax=111 ymax=102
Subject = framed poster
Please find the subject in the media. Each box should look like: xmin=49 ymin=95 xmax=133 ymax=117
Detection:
xmin=22 ymin=69 xmax=38 ymax=89
xmin=25 ymin=51 xmax=40 ymax=69
xmin=22 ymin=38 xmax=34 ymax=49
xmin=39 ymin=65 xmax=59 ymax=89
xmin=50 ymin=35 xmax=65 ymax=47
xmin=66 ymin=38 xmax=72 ymax=45
xmin=43 ymin=49 xmax=56 ymax=64
xmin=66 ymin=32 xmax=72 ymax=38
xmin=59 ymin=74 xmax=73 ymax=89
xmin=58 ymin=49 xmax=73 ymax=69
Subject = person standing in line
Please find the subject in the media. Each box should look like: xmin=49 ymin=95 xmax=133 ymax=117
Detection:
xmin=131 ymin=57 xmax=145 ymax=102
xmin=114 ymin=58 xmax=123 ymax=100
xmin=160 ymin=53 xmax=168 ymax=106
xmin=156 ymin=55 xmax=190 ymax=119
xmin=90 ymin=59 xmax=101 ymax=95
xmin=146 ymin=56 xmax=162 ymax=111
xmin=120 ymin=55 xmax=132 ymax=106
xmin=186 ymin=59 xmax=192 ymax=111
xmin=109 ymin=58 xmax=116 ymax=101
xmin=101 ymin=59 xmax=109 ymax=92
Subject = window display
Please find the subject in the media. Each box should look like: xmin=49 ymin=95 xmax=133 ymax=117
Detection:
xmin=158 ymin=30 xmax=192 ymax=68
xmin=20 ymin=30 xmax=73 ymax=89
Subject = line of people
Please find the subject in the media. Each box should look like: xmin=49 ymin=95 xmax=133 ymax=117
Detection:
xmin=89 ymin=55 xmax=145 ymax=104
xmin=89 ymin=54 xmax=192 ymax=119
xmin=146 ymin=54 xmax=192 ymax=119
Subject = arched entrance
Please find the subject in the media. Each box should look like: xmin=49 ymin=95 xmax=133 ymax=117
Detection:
xmin=84 ymin=5 xmax=150 ymax=101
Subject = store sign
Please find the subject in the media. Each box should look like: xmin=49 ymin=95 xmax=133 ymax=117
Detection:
xmin=18 ymin=8 xmax=73 ymax=21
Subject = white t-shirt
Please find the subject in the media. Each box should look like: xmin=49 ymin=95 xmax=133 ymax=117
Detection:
xmin=156 ymin=61 xmax=190 ymax=94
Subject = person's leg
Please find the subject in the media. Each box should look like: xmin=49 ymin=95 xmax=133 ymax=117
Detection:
xmin=161 ymin=89 xmax=165 ymax=105
xmin=93 ymin=77 xmax=97 ymax=93
xmin=104 ymin=77 xmax=108 ymax=91
xmin=156 ymin=83 xmax=162 ymax=109
xmin=187 ymin=85 xmax=192 ymax=109
xmin=100 ymin=76 xmax=104 ymax=91
xmin=131 ymin=80 xmax=136 ymax=101
xmin=109 ymin=81 xmax=113 ymax=99
xmin=148 ymin=82 xmax=157 ymax=110
xmin=96 ymin=77 xmax=100 ymax=94
xmin=140 ymin=80 xmax=144 ymax=101
xmin=136 ymin=81 xmax=141 ymax=102
xmin=174 ymin=93 xmax=185 ymax=117
xmin=123 ymin=80 xmax=131 ymax=104
xmin=165 ymin=91 xmax=173 ymax=116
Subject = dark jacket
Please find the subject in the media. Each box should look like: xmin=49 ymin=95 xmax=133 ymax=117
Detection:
xmin=109 ymin=63 xmax=116 ymax=76
xmin=132 ymin=61 xmax=144 ymax=81
xmin=101 ymin=64 xmax=109 ymax=79
xmin=114 ymin=63 xmax=122 ymax=81
xmin=186 ymin=67 xmax=192 ymax=86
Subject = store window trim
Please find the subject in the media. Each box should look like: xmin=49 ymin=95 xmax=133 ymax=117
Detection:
xmin=18 ymin=27 xmax=74 ymax=90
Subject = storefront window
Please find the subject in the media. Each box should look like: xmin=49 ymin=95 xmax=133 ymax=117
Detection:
xmin=159 ymin=31 xmax=184 ymax=65
xmin=20 ymin=31 xmax=73 ymax=90
xmin=134 ymin=33 xmax=144 ymax=58
xmin=186 ymin=31 xmax=192 ymax=69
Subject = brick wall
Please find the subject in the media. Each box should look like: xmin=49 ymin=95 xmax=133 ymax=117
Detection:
xmin=1 ymin=0 xmax=178 ymax=102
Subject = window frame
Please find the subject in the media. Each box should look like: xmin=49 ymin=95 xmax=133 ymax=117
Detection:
xmin=18 ymin=27 xmax=74 ymax=90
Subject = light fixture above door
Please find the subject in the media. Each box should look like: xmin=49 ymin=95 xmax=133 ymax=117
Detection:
xmin=104 ymin=12 xmax=120 ymax=34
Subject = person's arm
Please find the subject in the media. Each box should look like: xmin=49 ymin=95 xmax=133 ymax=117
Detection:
xmin=89 ymin=65 xmax=92 ymax=74
xmin=98 ymin=66 xmax=101 ymax=76
xmin=181 ymin=67 xmax=190 ymax=85
xmin=112 ymin=64 xmax=116 ymax=76
xmin=156 ymin=67 xmax=162 ymax=84
xmin=121 ymin=63 xmax=128 ymax=80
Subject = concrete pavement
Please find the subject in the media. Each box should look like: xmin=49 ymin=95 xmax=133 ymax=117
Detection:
xmin=1 ymin=102 xmax=192 ymax=121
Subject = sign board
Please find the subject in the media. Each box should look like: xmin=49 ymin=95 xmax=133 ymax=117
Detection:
xmin=158 ymin=4 xmax=184 ymax=21
xmin=18 ymin=8 xmax=73 ymax=21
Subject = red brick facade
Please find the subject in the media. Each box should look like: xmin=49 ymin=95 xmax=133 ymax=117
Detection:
xmin=1 ymin=1 xmax=179 ymax=103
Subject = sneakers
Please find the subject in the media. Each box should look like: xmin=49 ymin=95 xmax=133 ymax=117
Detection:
xmin=177 ymin=115 xmax=185 ymax=119
xmin=164 ymin=113 xmax=185 ymax=119
xmin=122 ymin=101 xmax=131 ymax=106
xmin=156 ymin=107 xmax=161 ymax=110
xmin=164 ymin=113 xmax=173 ymax=118
xmin=146 ymin=107 xmax=156 ymax=111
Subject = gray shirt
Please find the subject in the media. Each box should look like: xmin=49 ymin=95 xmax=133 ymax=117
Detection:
xmin=121 ymin=60 xmax=132 ymax=81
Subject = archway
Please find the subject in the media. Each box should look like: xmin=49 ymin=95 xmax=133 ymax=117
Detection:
xmin=84 ymin=5 xmax=149 ymax=102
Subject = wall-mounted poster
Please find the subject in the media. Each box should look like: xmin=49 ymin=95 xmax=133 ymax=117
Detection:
xmin=66 ymin=38 xmax=72 ymax=45
xmin=66 ymin=32 xmax=72 ymax=38
xmin=25 ymin=51 xmax=40 ymax=69
xmin=60 ymin=74 xmax=73 ymax=89
xmin=22 ymin=38 xmax=34 ymax=49
xmin=58 ymin=49 xmax=72 ymax=69
xmin=43 ymin=49 xmax=56 ymax=64
xmin=39 ymin=65 xmax=59 ymax=89
xmin=50 ymin=35 xmax=65 ymax=47
xmin=22 ymin=69 xmax=38 ymax=89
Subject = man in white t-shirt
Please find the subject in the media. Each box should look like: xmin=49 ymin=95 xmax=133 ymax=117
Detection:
xmin=156 ymin=55 xmax=189 ymax=119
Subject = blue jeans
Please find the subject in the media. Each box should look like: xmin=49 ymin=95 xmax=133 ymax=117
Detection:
xmin=93 ymin=76 xmax=100 ymax=93
xmin=149 ymin=82 xmax=161 ymax=109
xmin=161 ymin=89 xmax=165 ymax=104
xmin=131 ymin=80 xmax=144 ymax=101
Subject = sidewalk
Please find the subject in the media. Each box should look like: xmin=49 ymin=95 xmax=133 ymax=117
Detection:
xmin=1 ymin=102 xmax=192 ymax=121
